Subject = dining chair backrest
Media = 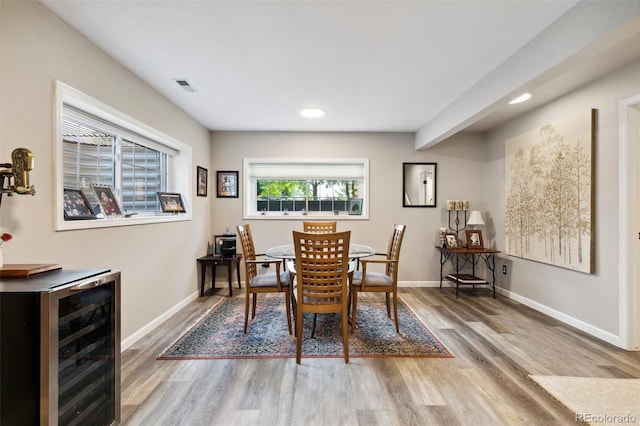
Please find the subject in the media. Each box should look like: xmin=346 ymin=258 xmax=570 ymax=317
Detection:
xmin=293 ymin=230 xmax=351 ymax=362
xmin=302 ymin=221 xmax=337 ymax=233
xmin=237 ymin=224 xmax=258 ymax=278
xmin=385 ymin=224 xmax=406 ymax=279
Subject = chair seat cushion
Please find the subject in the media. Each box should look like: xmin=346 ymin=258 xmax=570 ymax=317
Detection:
xmin=250 ymin=271 xmax=290 ymax=288
xmin=351 ymin=271 xmax=392 ymax=287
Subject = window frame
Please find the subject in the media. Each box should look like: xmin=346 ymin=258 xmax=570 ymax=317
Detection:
xmin=243 ymin=158 xmax=369 ymax=220
xmin=54 ymin=81 xmax=192 ymax=231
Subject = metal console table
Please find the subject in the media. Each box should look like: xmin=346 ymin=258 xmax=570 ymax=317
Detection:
xmin=435 ymin=246 xmax=500 ymax=298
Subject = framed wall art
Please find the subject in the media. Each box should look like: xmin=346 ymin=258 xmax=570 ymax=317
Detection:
xmin=217 ymin=171 xmax=238 ymax=198
xmin=91 ymin=184 xmax=123 ymax=217
xmin=197 ymin=166 xmax=208 ymax=197
xmin=157 ymin=192 xmax=186 ymax=213
xmin=504 ymin=109 xmax=595 ymax=273
xmin=63 ymin=188 xmax=96 ymax=220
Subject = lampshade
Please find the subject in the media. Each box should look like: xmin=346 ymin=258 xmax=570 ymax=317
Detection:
xmin=467 ymin=210 xmax=485 ymax=226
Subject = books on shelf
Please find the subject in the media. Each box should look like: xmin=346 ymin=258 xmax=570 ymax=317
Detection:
xmin=446 ymin=274 xmax=486 ymax=284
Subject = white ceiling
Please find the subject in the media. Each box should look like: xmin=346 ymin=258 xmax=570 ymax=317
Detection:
xmin=40 ymin=1 xmax=640 ymax=148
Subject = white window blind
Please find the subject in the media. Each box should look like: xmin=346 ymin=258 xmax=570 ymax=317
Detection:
xmin=247 ymin=161 xmax=365 ymax=179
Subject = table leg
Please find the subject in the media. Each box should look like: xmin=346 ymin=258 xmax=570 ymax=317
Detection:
xmin=211 ymin=263 xmax=217 ymax=294
xmin=235 ymin=258 xmax=241 ymax=289
xmin=227 ymin=261 xmax=233 ymax=297
xmin=199 ymin=262 xmax=206 ymax=297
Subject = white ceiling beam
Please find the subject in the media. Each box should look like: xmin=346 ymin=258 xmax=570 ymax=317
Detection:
xmin=415 ymin=0 xmax=640 ymax=150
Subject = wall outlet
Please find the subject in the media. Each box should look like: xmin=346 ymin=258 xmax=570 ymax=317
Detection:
xmin=502 ymin=265 xmax=507 ymax=275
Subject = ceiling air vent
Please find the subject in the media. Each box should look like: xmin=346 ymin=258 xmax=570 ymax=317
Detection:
xmin=174 ymin=79 xmax=197 ymax=93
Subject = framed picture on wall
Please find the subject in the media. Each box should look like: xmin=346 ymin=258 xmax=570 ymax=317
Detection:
xmin=217 ymin=171 xmax=238 ymax=198
xmin=197 ymin=166 xmax=208 ymax=197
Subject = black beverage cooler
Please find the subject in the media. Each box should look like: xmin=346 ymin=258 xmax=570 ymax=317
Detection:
xmin=0 ymin=268 xmax=121 ymax=425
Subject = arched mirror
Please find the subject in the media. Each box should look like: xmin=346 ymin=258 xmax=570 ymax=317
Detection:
xmin=403 ymin=162 xmax=437 ymax=207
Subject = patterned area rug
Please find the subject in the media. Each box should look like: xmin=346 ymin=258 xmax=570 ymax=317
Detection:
xmin=158 ymin=294 xmax=454 ymax=359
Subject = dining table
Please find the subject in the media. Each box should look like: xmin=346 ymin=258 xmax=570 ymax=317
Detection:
xmin=265 ymin=243 xmax=376 ymax=261
xmin=265 ymin=242 xmax=375 ymax=337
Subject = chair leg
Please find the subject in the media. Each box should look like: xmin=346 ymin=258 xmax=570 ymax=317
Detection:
xmin=244 ymin=291 xmax=250 ymax=334
xmin=342 ymin=308 xmax=349 ymax=363
xmin=284 ymin=290 xmax=292 ymax=335
xmin=295 ymin=305 xmax=303 ymax=364
xmin=392 ymin=290 xmax=399 ymax=333
xmin=350 ymin=289 xmax=358 ymax=334
xmin=385 ymin=292 xmax=391 ymax=318
xmin=251 ymin=293 xmax=257 ymax=319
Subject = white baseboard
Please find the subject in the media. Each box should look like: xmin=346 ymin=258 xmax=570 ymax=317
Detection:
xmin=498 ymin=287 xmax=621 ymax=348
xmin=121 ymin=291 xmax=200 ymax=351
xmin=400 ymin=281 xmax=621 ymax=348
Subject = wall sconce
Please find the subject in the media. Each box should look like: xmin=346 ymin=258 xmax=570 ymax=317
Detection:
xmin=0 ymin=148 xmax=36 ymax=206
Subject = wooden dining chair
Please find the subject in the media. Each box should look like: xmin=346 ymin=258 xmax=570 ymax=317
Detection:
xmin=302 ymin=221 xmax=337 ymax=233
xmin=349 ymin=224 xmax=406 ymax=333
xmin=292 ymin=230 xmax=351 ymax=363
xmin=287 ymin=221 xmax=339 ymax=274
xmin=237 ymin=224 xmax=292 ymax=334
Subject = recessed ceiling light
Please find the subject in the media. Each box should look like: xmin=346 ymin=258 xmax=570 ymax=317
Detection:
xmin=509 ymin=93 xmax=532 ymax=105
xmin=300 ymin=108 xmax=325 ymax=118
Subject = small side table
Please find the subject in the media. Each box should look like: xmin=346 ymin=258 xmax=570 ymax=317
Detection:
xmin=435 ymin=246 xmax=500 ymax=298
xmin=196 ymin=254 xmax=243 ymax=297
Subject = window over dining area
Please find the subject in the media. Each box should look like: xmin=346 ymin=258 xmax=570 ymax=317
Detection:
xmin=243 ymin=158 xmax=369 ymax=219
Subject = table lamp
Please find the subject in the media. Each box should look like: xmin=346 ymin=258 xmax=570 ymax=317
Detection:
xmin=467 ymin=210 xmax=485 ymax=229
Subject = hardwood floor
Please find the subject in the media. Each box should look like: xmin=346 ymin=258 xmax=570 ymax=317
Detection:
xmin=120 ymin=287 xmax=640 ymax=425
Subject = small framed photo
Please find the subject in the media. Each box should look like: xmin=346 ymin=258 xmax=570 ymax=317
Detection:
xmin=348 ymin=198 xmax=363 ymax=215
xmin=63 ymin=188 xmax=96 ymax=220
xmin=197 ymin=166 xmax=208 ymax=197
xmin=445 ymin=233 xmax=459 ymax=249
xmin=92 ymin=184 xmax=123 ymax=217
xmin=157 ymin=192 xmax=186 ymax=213
xmin=465 ymin=230 xmax=484 ymax=248
xmin=217 ymin=171 xmax=238 ymax=198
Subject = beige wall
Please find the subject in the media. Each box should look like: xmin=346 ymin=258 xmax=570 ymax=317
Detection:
xmin=484 ymin=58 xmax=640 ymax=339
xmin=1 ymin=1 xmax=212 ymax=346
xmin=210 ymin=131 xmax=487 ymax=282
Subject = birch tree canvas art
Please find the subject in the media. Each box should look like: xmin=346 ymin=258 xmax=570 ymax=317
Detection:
xmin=505 ymin=110 xmax=595 ymax=273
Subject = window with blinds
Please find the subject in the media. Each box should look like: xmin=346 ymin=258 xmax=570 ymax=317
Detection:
xmin=62 ymin=109 xmax=168 ymax=215
xmin=243 ymin=158 xmax=369 ymax=218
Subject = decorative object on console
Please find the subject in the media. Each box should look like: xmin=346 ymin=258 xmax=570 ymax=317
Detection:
xmin=467 ymin=210 xmax=485 ymax=228
xmin=157 ymin=192 xmax=186 ymax=213
xmin=465 ymin=229 xmax=484 ymax=248
xmin=444 ymin=233 xmax=459 ymax=249
xmin=447 ymin=200 xmax=470 ymax=237
xmin=0 ymin=147 xmax=36 ymax=207
xmin=505 ymin=109 xmax=595 ymax=273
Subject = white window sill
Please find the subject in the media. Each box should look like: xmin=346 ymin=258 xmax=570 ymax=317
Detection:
xmin=56 ymin=213 xmax=192 ymax=231
xmin=244 ymin=213 xmax=368 ymax=220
